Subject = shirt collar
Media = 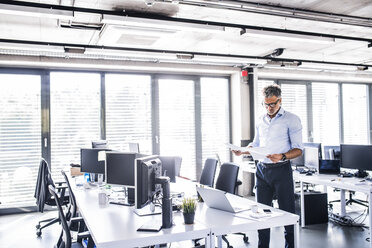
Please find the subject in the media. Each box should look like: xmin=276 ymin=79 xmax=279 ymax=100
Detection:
xmin=264 ymin=107 xmax=285 ymax=121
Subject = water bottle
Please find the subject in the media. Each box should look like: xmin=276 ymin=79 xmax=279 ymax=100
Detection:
xmin=84 ymin=173 xmax=90 ymax=183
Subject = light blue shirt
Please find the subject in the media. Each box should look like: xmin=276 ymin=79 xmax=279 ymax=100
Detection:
xmin=249 ymin=107 xmax=303 ymax=163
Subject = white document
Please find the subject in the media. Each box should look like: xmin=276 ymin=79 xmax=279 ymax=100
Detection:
xmin=226 ymin=143 xmax=269 ymax=161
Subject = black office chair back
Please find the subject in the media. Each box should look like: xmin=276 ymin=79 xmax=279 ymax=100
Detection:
xmin=199 ymin=158 xmax=218 ymax=187
xmin=61 ymin=170 xmax=78 ymax=227
xmin=215 ymin=162 xmax=240 ymax=194
xmin=34 ymin=158 xmax=56 ymax=212
xmin=48 ymin=185 xmax=72 ymax=248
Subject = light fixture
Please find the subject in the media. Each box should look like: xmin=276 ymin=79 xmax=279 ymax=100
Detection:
xmin=0 ymin=42 xmax=65 ymax=53
xmin=84 ymin=48 xmax=176 ymax=60
xmin=0 ymin=3 xmax=74 ymax=20
xmin=299 ymin=62 xmax=358 ymax=71
xmin=241 ymin=29 xmax=335 ymax=44
xmin=101 ymin=14 xmax=225 ymax=33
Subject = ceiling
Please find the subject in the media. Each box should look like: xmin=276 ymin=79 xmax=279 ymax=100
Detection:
xmin=0 ymin=0 xmax=372 ymax=73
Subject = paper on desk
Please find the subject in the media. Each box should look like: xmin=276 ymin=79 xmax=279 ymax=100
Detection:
xmin=226 ymin=143 xmax=269 ymax=161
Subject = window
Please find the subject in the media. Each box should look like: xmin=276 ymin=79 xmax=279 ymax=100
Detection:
xmin=200 ymin=77 xmax=230 ymax=165
xmin=342 ymin=84 xmax=369 ymax=144
xmin=0 ymin=75 xmax=41 ymax=208
xmin=280 ymin=83 xmax=308 ymax=142
xmin=105 ymin=74 xmax=152 ymax=154
xmin=312 ymin=83 xmax=340 ymax=144
xmin=50 ymin=72 xmax=101 ymax=180
xmin=158 ymin=79 xmax=196 ymax=180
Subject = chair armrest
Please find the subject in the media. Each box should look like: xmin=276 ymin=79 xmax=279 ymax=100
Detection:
xmin=77 ymin=231 xmax=91 ymax=239
xmin=54 ymin=181 xmax=66 ymax=185
xmin=55 ymin=185 xmax=68 ymax=190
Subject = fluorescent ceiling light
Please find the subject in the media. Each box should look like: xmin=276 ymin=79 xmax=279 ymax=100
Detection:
xmin=84 ymin=48 xmax=176 ymax=60
xmin=241 ymin=29 xmax=335 ymax=44
xmin=0 ymin=42 xmax=64 ymax=53
xmin=101 ymin=14 xmax=225 ymax=33
xmin=193 ymin=55 xmax=267 ymax=65
xmin=299 ymin=62 xmax=357 ymax=71
xmin=0 ymin=3 xmax=74 ymax=20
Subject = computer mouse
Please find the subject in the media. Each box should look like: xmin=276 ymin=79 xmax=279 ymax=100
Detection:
xmin=305 ymin=172 xmax=313 ymax=176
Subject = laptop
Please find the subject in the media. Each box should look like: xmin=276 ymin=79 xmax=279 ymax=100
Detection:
xmin=196 ymin=186 xmax=251 ymax=213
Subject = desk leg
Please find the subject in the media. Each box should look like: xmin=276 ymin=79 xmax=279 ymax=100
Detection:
xmin=369 ymin=191 xmax=372 ymax=248
xmin=300 ymin=181 xmax=305 ymax=227
xmin=294 ymin=221 xmax=300 ymax=248
xmin=340 ymin=189 xmax=346 ymax=216
xmin=216 ymin=235 xmax=222 ymax=248
xmin=206 ymin=232 xmax=214 ymax=248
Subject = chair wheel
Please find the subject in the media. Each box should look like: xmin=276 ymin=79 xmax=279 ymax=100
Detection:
xmin=243 ymin=236 xmax=249 ymax=243
xmin=36 ymin=230 xmax=42 ymax=237
xmin=36 ymin=224 xmax=40 ymax=229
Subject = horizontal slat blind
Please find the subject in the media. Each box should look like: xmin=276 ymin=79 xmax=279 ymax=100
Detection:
xmin=342 ymin=84 xmax=368 ymax=144
xmin=281 ymin=83 xmax=308 ymax=142
xmin=312 ymin=82 xmax=340 ymax=144
xmin=200 ymin=77 xmax=230 ymax=169
xmin=105 ymin=74 xmax=152 ymax=154
xmin=50 ymin=72 xmax=101 ymax=181
xmin=159 ymin=79 xmax=196 ymax=180
xmin=0 ymin=75 xmax=41 ymax=208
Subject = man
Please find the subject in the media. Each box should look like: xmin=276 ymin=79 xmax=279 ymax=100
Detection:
xmin=233 ymin=84 xmax=303 ymax=248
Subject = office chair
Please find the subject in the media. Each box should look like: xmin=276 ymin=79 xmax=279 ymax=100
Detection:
xmin=199 ymin=158 xmax=218 ymax=187
xmin=329 ymin=190 xmax=369 ymax=208
xmin=48 ymin=185 xmax=95 ymax=248
xmin=34 ymin=158 xmax=69 ymax=237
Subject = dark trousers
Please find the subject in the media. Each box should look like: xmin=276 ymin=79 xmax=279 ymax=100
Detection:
xmin=255 ymin=161 xmax=295 ymax=248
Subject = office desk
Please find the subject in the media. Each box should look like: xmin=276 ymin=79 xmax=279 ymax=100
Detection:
xmin=72 ymin=184 xmax=212 ymax=248
xmin=240 ymin=162 xmax=372 ymax=248
xmin=71 ymin=176 xmax=299 ymax=248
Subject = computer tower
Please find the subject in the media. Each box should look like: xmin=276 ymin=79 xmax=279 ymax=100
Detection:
xmin=295 ymin=191 xmax=328 ymax=225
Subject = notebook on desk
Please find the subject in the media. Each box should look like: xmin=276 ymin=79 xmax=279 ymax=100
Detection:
xmin=196 ymin=186 xmax=250 ymax=213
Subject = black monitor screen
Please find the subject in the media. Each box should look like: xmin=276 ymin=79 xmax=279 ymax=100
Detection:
xmin=81 ymin=148 xmax=111 ymax=174
xmin=323 ymin=145 xmax=340 ymax=160
xmin=340 ymin=144 xmax=372 ymax=171
xmin=105 ymin=152 xmax=147 ymax=187
xmin=304 ymin=142 xmax=322 ymax=159
xmin=135 ymin=156 xmax=162 ymax=209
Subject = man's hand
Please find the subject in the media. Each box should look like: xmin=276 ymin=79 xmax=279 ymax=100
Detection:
xmin=267 ymin=153 xmax=283 ymax=163
xmin=232 ymin=150 xmax=242 ymax=156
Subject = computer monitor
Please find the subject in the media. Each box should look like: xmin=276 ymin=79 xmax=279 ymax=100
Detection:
xmin=135 ymin=155 xmax=162 ymax=209
xmin=304 ymin=147 xmax=319 ymax=172
xmin=159 ymin=156 xmax=182 ymax=183
xmin=341 ymin=144 xmax=372 ymax=177
xmin=304 ymin=142 xmax=322 ymax=159
xmin=105 ymin=152 xmax=147 ymax=187
xmin=80 ymin=148 xmax=111 ymax=174
xmin=92 ymin=140 xmax=108 ymax=149
xmin=323 ymin=145 xmax=340 ymax=160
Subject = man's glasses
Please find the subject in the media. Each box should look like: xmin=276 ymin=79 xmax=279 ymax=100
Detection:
xmin=262 ymin=99 xmax=280 ymax=108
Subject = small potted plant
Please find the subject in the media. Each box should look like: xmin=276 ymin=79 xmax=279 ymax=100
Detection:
xmin=181 ymin=197 xmax=197 ymax=224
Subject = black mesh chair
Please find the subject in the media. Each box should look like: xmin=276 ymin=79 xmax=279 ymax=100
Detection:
xmin=34 ymin=158 xmax=69 ymax=237
xmin=199 ymin=158 xmax=218 ymax=187
xmin=48 ymin=185 xmax=94 ymax=248
xmin=215 ymin=162 xmax=248 ymax=248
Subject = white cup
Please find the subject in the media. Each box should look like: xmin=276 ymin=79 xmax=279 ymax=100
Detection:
xmin=251 ymin=205 xmax=258 ymax=213
xmin=98 ymin=191 xmax=109 ymax=205
xmin=97 ymin=174 xmax=104 ymax=184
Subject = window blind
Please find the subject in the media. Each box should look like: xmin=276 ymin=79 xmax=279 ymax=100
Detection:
xmin=342 ymin=84 xmax=368 ymax=144
xmin=312 ymin=83 xmax=340 ymax=144
xmin=0 ymin=75 xmax=41 ymax=208
xmin=50 ymin=72 xmax=101 ymax=181
xmin=200 ymin=77 xmax=230 ymax=169
xmin=105 ymin=74 xmax=152 ymax=154
xmin=281 ymin=83 xmax=309 ymax=142
xmin=158 ymin=79 xmax=196 ymax=180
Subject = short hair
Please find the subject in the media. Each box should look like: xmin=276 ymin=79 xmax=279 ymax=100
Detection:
xmin=262 ymin=84 xmax=281 ymax=98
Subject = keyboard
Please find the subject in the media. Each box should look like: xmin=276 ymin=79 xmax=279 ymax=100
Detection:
xmin=338 ymin=172 xmax=353 ymax=178
xmin=296 ymin=168 xmax=308 ymax=174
